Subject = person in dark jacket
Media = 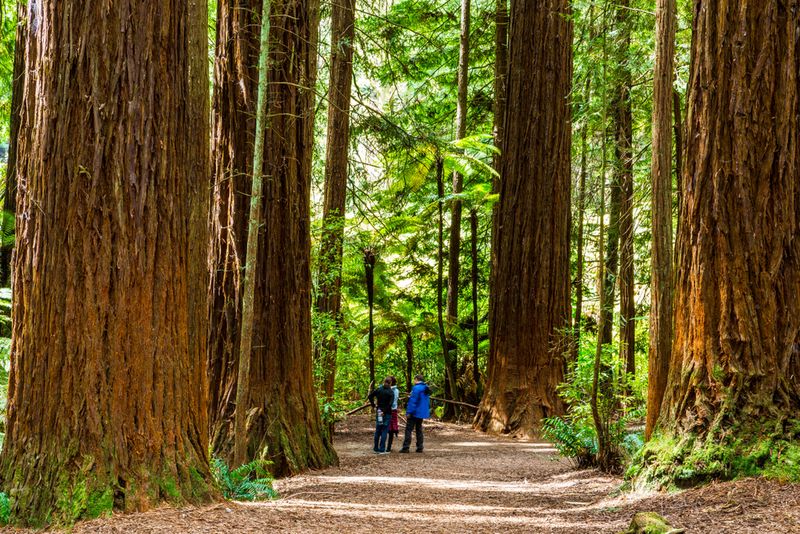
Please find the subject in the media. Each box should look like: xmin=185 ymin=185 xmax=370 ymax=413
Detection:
xmin=400 ymin=374 xmax=432 ymax=453
xmin=368 ymin=377 xmax=395 ymax=453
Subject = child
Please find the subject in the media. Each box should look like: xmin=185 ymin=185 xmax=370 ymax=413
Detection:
xmin=367 ymin=377 xmax=394 ymax=453
xmin=386 ymin=376 xmax=400 ymax=452
xmin=400 ymin=374 xmax=432 ymax=453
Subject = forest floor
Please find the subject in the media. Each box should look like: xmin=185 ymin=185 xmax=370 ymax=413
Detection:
xmin=5 ymin=415 xmax=800 ymax=533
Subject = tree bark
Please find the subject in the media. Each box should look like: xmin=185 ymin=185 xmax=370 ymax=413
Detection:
xmin=487 ymin=0 xmax=507 ymax=405
xmin=435 ymin=158 xmax=452 ymax=402
xmin=646 ymin=0 xmax=676 ymax=440
xmin=364 ymin=248 xmax=376 ymax=391
xmin=470 ymin=208 xmax=480 ymax=394
xmin=0 ymin=0 xmax=214 ymax=524
xmin=234 ymin=0 xmax=272 ymax=469
xmin=444 ymin=0 xmax=471 ymax=416
xmin=658 ymin=0 xmax=800 ymax=450
xmin=207 ymin=0 xmax=337 ymax=476
xmin=315 ymin=0 xmax=356 ymax=402
xmin=615 ymin=0 xmax=635 ymax=378
xmin=0 ymin=1 xmax=26 ymax=287
xmin=405 ymin=330 xmax=413 ymax=394
xmin=475 ymin=0 xmax=572 ymax=436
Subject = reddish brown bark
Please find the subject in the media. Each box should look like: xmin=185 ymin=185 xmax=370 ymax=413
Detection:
xmin=659 ymin=0 xmax=800 ymax=441
xmin=475 ymin=0 xmax=571 ymax=436
xmin=0 ymin=0 xmax=213 ymax=525
xmin=315 ymin=0 xmax=356 ymax=402
xmin=646 ymin=0 xmax=676 ymax=440
xmin=207 ymin=0 xmax=337 ymax=476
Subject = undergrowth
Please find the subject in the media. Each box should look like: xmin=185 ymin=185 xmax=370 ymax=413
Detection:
xmin=211 ymin=458 xmax=278 ymax=502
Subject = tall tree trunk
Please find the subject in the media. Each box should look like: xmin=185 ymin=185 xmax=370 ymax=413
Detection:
xmin=672 ymin=88 xmax=684 ymax=258
xmin=315 ymin=0 xmax=356 ymax=402
xmin=208 ymin=0 xmax=337 ymax=476
xmin=364 ymin=248 xmax=376 ymax=391
xmin=475 ymin=0 xmax=572 ymax=436
xmin=615 ymin=0 xmax=636 ymax=379
xmin=435 ymin=158 xmax=453 ymax=402
xmin=444 ymin=0 xmax=471 ymax=415
xmin=487 ymin=0 xmax=507 ymax=395
xmin=646 ymin=0 xmax=676 ymax=441
xmin=470 ymin=208 xmax=480 ymax=395
xmin=653 ymin=0 xmax=800 ymax=477
xmin=234 ymin=0 xmax=272 ymax=468
xmin=572 ymin=115 xmax=588 ymax=364
xmin=601 ymin=155 xmax=621 ymax=347
xmin=0 ymin=0 xmax=214 ymax=524
xmin=405 ymin=330 xmax=414 ymax=394
xmin=0 ymin=1 xmax=26 ymax=287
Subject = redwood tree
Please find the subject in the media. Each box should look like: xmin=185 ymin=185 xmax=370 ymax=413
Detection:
xmin=475 ymin=0 xmax=572 ymax=436
xmin=315 ymin=0 xmax=356 ymax=402
xmin=651 ymin=0 xmax=800 ymax=478
xmin=0 ymin=0 xmax=213 ymax=525
xmin=207 ymin=0 xmax=337 ymax=475
xmin=646 ymin=0 xmax=676 ymax=440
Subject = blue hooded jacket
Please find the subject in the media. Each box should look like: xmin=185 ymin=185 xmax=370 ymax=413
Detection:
xmin=406 ymin=382 xmax=432 ymax=419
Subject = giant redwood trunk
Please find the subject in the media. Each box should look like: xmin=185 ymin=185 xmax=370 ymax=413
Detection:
xmin=0 ymin=0 xmax=213 ymax=525
xmin=654 ymin=0 xmax=800 ymax=473
xmin=474 ymin=0 xmax=571 ymax=436
xmin=208 ymin=0 xmax=337 ymax=475
xmin=315 ymin=0 xmax=356 ymax=402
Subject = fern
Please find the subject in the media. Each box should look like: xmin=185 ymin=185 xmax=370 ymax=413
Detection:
xmin=542 ymin=416 xmax=598 ymax=468
xmin=211 ymin=457 xmax=278 ymax=502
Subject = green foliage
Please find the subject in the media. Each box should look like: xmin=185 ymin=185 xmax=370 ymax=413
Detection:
xmin=211 ymin=457 xmax=277 ymax=502
xmin=0 ymin=491 xmax=9 ymax=525
xmin=542 ymin=416 xmax=597 ymax=468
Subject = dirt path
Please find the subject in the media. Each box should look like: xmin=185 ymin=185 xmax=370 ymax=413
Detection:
xmin=6 ymin=416 xmax=800 ymax=533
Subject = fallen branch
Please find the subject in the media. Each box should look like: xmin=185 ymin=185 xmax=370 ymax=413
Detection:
xmin=430 ymin=396 xmax=479 ymax=410
xmin=345 ymin=403 xmax=372 ymax=416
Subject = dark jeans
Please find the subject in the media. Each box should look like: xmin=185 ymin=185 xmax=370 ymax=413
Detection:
xmin=374 ymin=420 xmax=390 ymax=452
xmin=387 ymin=429 xmax=399 ymax=451
xmin=402 ymin=416 xmax=424 ymax=451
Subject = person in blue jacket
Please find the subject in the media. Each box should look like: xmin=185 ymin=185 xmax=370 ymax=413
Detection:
xmin=399 ymin=374 xmax=432 ymax=453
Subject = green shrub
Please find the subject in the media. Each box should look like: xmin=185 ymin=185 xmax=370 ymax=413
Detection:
xmin=542 ymin=416 xmax=597 ymax=468
xmin=211 ymin=457 xmax=277 ymax=502
xmin=0 ymin=491 xmax=9 ymax=524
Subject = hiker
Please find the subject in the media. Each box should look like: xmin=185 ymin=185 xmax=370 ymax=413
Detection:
xmin=368 ymin=377 xmax=394 ymax=453
xmin=386 ymin=376 xmax=400 ymax=452
xmin=400 ymin=374 xmax=432 ymax=453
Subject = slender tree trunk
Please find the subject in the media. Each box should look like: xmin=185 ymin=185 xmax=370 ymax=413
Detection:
xmin=572 ymin=116 xmax=588 ymax=364
xmin=475 ymin=0 xmax=572 ymax=436
xmin=655 ymin=0 xmax=800 ymax=475
xmin=315 ymin=0 xmax=356 ymax=402
xmin=444 ymin=0 xmax=471 ymax=415
xmin=470 ymin=208 xmax=480 ymax=394
xmin=435 ymin=158 xmax=452 ymax=401
xmin=646 ymin=0 xmax=676 ymax=440
xmin=234 ymin=0 xmax=272 ymax=468
xmin=672 ymin=88 xmax=684 ymax=256
xmin=0 ymin=0 xmax=214 ymax=524
xmin=208 ymin=0 xmax=337 ymax=476
xmin=364 ymin=248 xmax=376 ymax=390
xmin=601 ymin=156 xmax=621 ymax=347
xmin=489 ymin=0 xmax=507 ymax=319
xmin=615 ymin=0 xmax=635 ymax=379
xmin=405 ymin=330 xmax=413 ymax=394
xmin=0 ymin=1 xmax=26 ymax=287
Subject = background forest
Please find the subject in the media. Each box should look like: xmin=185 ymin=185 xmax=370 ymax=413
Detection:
xmin=0 ymin=0 xmax=798 ymax=529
